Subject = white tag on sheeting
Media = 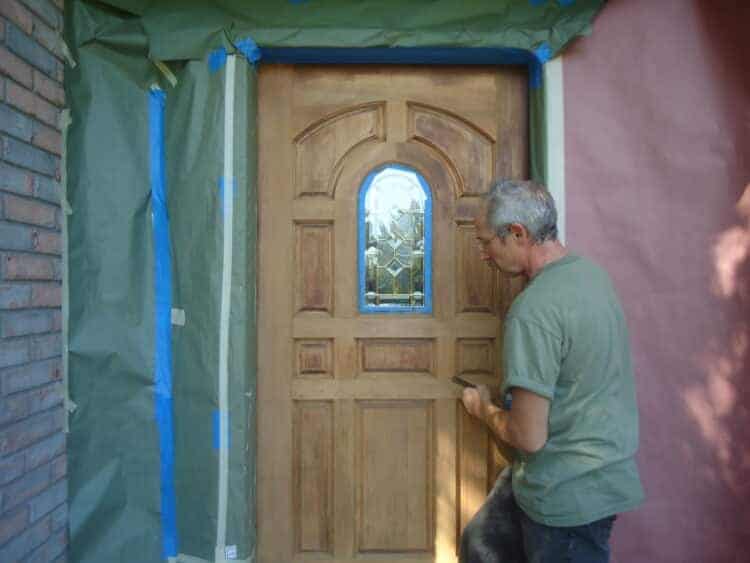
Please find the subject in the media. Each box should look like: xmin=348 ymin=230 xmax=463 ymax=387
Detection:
xmin=225 ymin=545 xmax=238 ymax=559
xmin=171 ymin=308 xmax=186 ymax=326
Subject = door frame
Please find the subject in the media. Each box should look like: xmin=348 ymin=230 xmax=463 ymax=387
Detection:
xmin=253 ymin=48 xmax=566 ymax=561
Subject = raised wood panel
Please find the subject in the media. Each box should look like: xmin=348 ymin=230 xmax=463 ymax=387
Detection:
xmin=456 ymin=403 xmax=489 ymax=549
xmin=456 ymin=338 xmax=496 ymax=377
xmin=295 ymin=222 xmax=333 ymax=314
xmin=295 ymin=339 xmax=334 ymax=378
xmin=295 ymin=102 xmax=385 ymax=198
xmin=455 ymin=222 xmax=500 ymax=314
xmin=294 ymin=401 xmax=334 ymax=554
xmin=357 ymin=401 xmax=434 ymax=553
xmin=408 ymin=103 xmax=494 ymax=197
xmin=358 ymin=338 xmax=435 ymax=376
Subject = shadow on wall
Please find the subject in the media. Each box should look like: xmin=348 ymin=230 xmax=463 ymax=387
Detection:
xmin=690 ymin=186 xmax=750 ymax=477
xmin=685 ymin=4 xmax=750 ymax=560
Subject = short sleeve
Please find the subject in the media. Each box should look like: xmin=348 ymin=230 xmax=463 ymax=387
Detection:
xmin=502 ymin=316 xmax=562 ymax=400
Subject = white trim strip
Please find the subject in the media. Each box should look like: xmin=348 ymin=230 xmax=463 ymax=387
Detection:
xmin=216 ymin=53 xmax=236 ymax=563
xmin=544 ymin=56 xmax=566 ymax=243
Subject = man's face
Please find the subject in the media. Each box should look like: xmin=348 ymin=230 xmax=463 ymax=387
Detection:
xmin=474 ymin=206 xmax=526 ymax=276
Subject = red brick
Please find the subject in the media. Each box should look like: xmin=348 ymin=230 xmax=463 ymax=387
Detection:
xmin=0 ymin=0 xmax=34 ymax=35
xmin=0 ymin=506 xmax=29 ymax=545
xmin=3 ymin=194 xmax=57 ymax=227
xmin=32 ymin=17 xmax=63 ymax=59
xmin=0 ymin=452 xmax=25 ymax=484
xmin=0 ymin=390 xmax=29 ymax=425
xmin=31 ymin=229 xmax=60 ymax=254
xmin=0 ymin=46 xmax=33 ymax=88
xmin=32 ymin=69 xmax=63 ymax=107
xmin=0 ymin=513 xmax=51 ymax=562
xmin=6 ymin=80 xmax=57 ymax=127
xmin=31 ymin=283 xmax=60 ymax=306
xmin=0 ymin=409 xmax=62 ymax=455
xmin=51 ymin=309 xmax=61 ymax=331
xmin=1 ymin=358 xmax=62 ymax=394
xmin=31 ymin=122 xmax=61 ymax=154
xmin=1 ymin=462 xmax=52 ymax=509
xmin=2 ymin=253 xmax=60 ymax=280
xmin=50 ymin=455 xmax=65 ymax=481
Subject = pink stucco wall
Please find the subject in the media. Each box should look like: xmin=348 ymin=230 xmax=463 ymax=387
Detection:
xmin=563 ymin=1 xmax=750 ymax=561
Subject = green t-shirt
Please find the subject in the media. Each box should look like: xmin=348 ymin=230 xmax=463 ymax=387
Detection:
xmin=502 ymin=254 xmax=644 ymax=527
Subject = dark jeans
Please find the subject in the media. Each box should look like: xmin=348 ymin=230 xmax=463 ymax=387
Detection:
xmin=520 ymin=510 xmax=616 ymax=563
xmin=459 ymin=469 xmax=617 ymax=563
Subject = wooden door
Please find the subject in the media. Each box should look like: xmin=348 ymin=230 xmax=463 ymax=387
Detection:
xmin=258 ymin=65 xmax=527 ymax=563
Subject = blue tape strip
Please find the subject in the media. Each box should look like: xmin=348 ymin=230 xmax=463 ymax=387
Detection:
xmin=209 ymin=47 xmax=228 ymax=73
xmin=559 ymin=0 xmax=576 ymax=6
xmin=534 ymin=42 xmax=553 ymax=64
xmin=528 ymin=42 xmax=552 ymax=90
xmin=236 ymin=37 xmax=262 ymax=64
xmin=261 ymin=46 xmax=537 ymax=66
xmin=530 ymin=0 xmax=547 ymax=6
xmin=209 ymin=37 xmax=262 ymax=71
xmin=149 ymin=88 xmax=178 ymax=559
xmin=218 ymin=177 xmax=235 ymax=214
xmin=213 ymin=410 xmax=230 ymax=450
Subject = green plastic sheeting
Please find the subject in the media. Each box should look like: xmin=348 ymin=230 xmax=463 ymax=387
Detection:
xmin=64 ymin=1 xmax=604 ymax=562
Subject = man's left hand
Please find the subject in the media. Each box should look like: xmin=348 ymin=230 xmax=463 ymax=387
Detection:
xmin=461 ymin=384 xmax=494 ymax=421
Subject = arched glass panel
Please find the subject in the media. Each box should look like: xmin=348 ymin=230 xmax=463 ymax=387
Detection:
xmin=358 ymin=164 xmax=432 ymax=313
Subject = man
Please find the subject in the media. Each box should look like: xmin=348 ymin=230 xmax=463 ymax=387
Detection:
xmin=460 ymin=179 xmax=643 ymax=563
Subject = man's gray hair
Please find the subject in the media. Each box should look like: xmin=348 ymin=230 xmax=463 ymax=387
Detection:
xmin=485 ymin=179 xmax=558 ymax=243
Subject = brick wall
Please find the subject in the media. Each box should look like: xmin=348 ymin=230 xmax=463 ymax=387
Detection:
xmin=0 ymin=1 xmax=66 ymax=562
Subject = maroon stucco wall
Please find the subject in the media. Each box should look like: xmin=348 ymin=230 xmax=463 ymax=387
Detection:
xmin=563 ymin=1 xmax=750 ymax=561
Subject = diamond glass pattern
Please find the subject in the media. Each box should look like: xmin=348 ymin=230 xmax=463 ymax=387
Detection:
xmin=362 ymin=166 xmax=428 ymax=308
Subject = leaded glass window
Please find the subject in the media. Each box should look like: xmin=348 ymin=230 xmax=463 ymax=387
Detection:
xmin=358 ymin=164 xmax=432 ymax=313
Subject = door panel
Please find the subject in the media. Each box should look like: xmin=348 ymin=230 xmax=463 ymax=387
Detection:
xmin=258 ymin=65 xmax=527 ymax=563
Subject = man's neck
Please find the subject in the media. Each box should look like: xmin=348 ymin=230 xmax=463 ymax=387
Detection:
xmin=526 ymin=241 xmax=568 ymax=279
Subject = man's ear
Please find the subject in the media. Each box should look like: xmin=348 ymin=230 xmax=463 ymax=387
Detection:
xmin=508 ymin=223 xmax=528 ymax=241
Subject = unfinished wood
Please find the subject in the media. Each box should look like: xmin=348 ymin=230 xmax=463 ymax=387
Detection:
xmin=455 ymin=222 xmax=500 ymax=315
xmin=294 ymin=401 xmax=334 ymax=553
xmin=295 ymin=102 xmax=385 ymax=198
xmin=408 ymin=102 xmax=494 ymax=197
xmin=295 ymin=222 xmax=334 ymax=314
xmin=356 ymin=400 xmax=434 ymax=553
xmin=258 ymin=66 xmax=295 ymax=563
xmin=358 ymin=338 xmax=435 ymax=375
xmin=292 ymin=374 xmax=465 ymax=401
xmin=456 ymin=338 xmax=496 ymax=378
xmin=456 ymin=402 xmax=489 ymax=550
xmin=258 ymin=64 xmax=527 ymax=563
xmin=295 ymin=339 xmax=334 ymax=378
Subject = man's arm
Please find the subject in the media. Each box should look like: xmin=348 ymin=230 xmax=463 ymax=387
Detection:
xmin=462 ymin=385 xmax=549 ymax=455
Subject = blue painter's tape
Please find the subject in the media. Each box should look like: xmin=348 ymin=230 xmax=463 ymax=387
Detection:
xmin=149 ymin=88 xmax=178 ymax=559
xmin=261 ymin=46 xmax=537 ymax=66
xmin=236 ymin=37 xmax=262 ymax=64
xmin=529 ymin=61 xmax=543 ymax=90
xmin=218 ymin=177 xmax=235 ymax=213
xmin=209 ymin=47 xmax=228 ymax=73
xmin=213 ymin=409 xmax=230 ymax=450
xmin=529 ymin=0 xmax=547 ymax=6
xmin=559 ymin=0 xmax=575 ymax=6
xmin=528 ymin=42 xmax=553 ymax=90
xmin=534 ymin=42 xmax=553 ymax=64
